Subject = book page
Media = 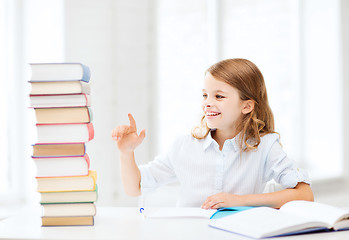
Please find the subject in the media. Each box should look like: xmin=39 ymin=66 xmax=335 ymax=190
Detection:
xmin=209 ymin=207 xmax=328 ymax=238
xmin=147 ymin=208 xmax=216 ymax=219
xmin=333 ymin=219 xmax=349 ymax=230
xmin=280 ymin=200 xmax=349 ymax=227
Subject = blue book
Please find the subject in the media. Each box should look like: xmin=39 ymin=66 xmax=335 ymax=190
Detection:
xmin=29 ymin=63 xmax=91 ymax=83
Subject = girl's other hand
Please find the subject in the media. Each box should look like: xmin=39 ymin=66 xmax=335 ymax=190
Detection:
xmin=111 ymin=113 xmax=146 ymax=153
xmin=201 ymin=192 xmax=244 ymax=209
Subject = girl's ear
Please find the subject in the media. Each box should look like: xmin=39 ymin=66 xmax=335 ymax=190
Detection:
xmin=241 ymin=100 xmax=255 ymax=114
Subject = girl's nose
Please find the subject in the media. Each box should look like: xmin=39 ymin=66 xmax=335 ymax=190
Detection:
xmin=203 ymin=97 xmax=212 ymax=108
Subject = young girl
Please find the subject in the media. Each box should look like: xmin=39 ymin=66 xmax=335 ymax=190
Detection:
xmin=111 ymin=58 xmax=313 ymax=209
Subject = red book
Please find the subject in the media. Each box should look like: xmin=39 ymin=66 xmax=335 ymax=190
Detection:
xmin=36 ymin=123 xmax=94 ymax=144
xmin=33 ymin=154 xmax=90 ymax=178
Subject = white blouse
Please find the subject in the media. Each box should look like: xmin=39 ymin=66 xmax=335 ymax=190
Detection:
xmin=139 ymin=132 xmax=310 ymax=207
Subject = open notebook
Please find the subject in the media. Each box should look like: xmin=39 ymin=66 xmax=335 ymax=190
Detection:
xmin=209 ymin=200 xmax=349 ymax=238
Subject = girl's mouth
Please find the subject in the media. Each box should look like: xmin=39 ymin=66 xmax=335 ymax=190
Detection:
xmin=206 ymin=112 xmax=221 ymax=118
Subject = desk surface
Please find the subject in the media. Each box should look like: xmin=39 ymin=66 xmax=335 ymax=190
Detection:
xmin=0 ymin=206 xmax=348 ymax=240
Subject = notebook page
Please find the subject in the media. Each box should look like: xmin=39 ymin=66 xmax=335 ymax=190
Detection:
xmin=280 ymin=201 xmax=349 ymax=226
xmin=148 ymin=208 xmax=216 ymax=218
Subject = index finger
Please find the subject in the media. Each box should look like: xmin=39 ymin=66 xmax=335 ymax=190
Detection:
xmin=128 ymin=113 xmax=137 ymax=131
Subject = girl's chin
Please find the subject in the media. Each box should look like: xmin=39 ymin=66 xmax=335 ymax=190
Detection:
xmin=207 ymin=123 xmax=217 ymax=129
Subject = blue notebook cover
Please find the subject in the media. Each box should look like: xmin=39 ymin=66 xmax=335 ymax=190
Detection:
xmin=210 ymin=206 xmax=255 ymax=219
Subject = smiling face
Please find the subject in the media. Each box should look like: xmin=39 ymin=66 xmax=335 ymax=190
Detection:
xmin=202 ymin=72 xmax=245 ymax=134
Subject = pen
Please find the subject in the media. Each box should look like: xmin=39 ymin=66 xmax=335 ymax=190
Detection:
xmin=139 ymin=207 xmax=145 ymax=219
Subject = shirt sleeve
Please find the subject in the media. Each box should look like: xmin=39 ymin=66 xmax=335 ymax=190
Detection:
xmin=263 ymin=137 xmax=311 ymax=189
xmin=139 ymin=145 xmax=178 ymax=195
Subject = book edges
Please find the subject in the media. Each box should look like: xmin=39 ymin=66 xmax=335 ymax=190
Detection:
xmin=36 ymin=122 xmax=94 ymax=142
xmin=34 ymin=107 xmax=93 ymax=124
xmin=41 ymin=216 xmax=94 ymax=226
xmin=29 ymin=93 xmax=89 ymax=98
xmin=33 ymin=153 xmax=90 ymax=169
xmin=37 ymin=170 xmax=97 ymax=193
xmin=32 ymin=143 xmax=86 ymax=158
xmin=40 ymin=185 xmax=98 ymax=204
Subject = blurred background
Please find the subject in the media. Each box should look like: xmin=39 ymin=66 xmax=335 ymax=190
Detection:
xmin=0 ymin=0 xmax=349 ymax=212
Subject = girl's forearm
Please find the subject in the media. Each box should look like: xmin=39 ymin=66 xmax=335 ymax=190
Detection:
xmin=242 ymin=182 xmax=314 ymax=208
xmin=119 ymin=151 xmax=141 ymax=196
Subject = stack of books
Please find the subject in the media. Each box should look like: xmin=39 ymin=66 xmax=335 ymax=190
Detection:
xmin=29 ymin=63 xmax=97 ymax=226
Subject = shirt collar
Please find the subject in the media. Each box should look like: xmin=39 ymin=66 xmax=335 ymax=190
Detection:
xmin=202 ymin=131 xmax=215 ymax=151
xmin=202 ymin=130 xmax=241 ymax=152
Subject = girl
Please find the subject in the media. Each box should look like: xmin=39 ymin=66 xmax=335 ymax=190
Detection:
xmin=111 ymin=58 xmax=313 ymax=209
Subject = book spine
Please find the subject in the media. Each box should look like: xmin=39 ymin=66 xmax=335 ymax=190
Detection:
xmin=84 ymin=153 xmax=90 ymax=169
xmin=80 ymin=64 xmax=91 ymax=83
xmin=87 ymin=107 xmax=93 ymax=122
xmin=80 ymin=82 xmax=91 ymax=94
xmin=84 ymin=94 xmax=91 ymax=107
xmin=87 ymin=123 xmax=94 ymax=141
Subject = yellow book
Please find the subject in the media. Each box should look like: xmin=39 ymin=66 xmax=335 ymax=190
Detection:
xmin=37 ymin=170 xmax=97 ymax=192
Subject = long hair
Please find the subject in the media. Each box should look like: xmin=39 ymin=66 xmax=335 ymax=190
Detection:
xmin=192 ymin=58 xmax=277 ymax=152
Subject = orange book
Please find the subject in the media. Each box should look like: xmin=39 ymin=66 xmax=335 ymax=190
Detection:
xmin=42 ymin=216 xmax=94 ymax=226
xmin=32 ymin=143 xmax=86 ymax=157
xmin=37 ymin=170 xmax=97 ymax=192
xmin=34 ymin=107 xmax=92 ymax=124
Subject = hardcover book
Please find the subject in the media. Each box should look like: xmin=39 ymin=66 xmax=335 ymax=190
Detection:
xmin=30 ymin=93 xmax=91 ymax=108
xmin=30 ymin=80 xmax=90 ymax=95
xmin=41 ymin=216 xmax=94 ymax=226
xmin=36 ymin=122 xmax=94 ymax=143
xmin=40 ymin=187 xmax=98 ymax=204
xmin=37 ymin=170 xmax=97 ymax=192
xmin=41 ymin=203 xmax=96 ymax=217
xmin=33 ymin=154 xmax=90 ymax=177
xmin=29 ymin=63 xmax=90 ymax=82
xmin=34 ymin=107 xmax=92 ymax=124
xmin=32 ymin=143 xmax=86 ymax=157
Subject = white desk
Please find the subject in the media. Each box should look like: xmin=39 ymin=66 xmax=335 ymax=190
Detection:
xmin=0 ymin=207 xmax=348 ymax=240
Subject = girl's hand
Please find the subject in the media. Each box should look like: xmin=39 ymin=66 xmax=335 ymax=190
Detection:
xmin=111 ymin=113 xmax=146 ymax=153
xmin=201 ymin=192 xmax=244 ymax=209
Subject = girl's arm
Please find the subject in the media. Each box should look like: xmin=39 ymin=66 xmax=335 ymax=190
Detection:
xmin=119 ymin=151 xmax=141 ymax=196
xmin=112 ymin=113 xmax=146 ymax=197
xmin=201 ymin=182 xmax=314 ymax=209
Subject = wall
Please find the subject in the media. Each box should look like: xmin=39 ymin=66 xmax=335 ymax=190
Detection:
xmin=63 ymin=0 xmax=349 ymax=207
xmin=64 ymin=0 xmax=156 ymax=206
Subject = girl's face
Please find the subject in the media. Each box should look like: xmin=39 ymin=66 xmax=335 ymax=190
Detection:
xmin=202 ymin=73 xmax=244 ymax=132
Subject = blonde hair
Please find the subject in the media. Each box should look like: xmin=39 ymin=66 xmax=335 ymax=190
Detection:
xmin=192 ymin=58 xmax=277 ymax=152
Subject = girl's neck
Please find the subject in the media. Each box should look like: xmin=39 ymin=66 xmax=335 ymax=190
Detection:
xmin=212 ymin=129 xmax=239 ymax=151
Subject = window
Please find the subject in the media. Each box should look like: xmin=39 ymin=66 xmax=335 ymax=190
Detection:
xmin=157 ymin=0 xmax=209 ymax=154
xmin=0 ymin=0 xmax=64 ymax=204
xmin=0 ymin=0 xmax=9 ymax=194
xmin=157 ymin=0 xmax=342 ymax=181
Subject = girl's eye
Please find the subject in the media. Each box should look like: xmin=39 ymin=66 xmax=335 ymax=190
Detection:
xmin=202 ymin=94 xmax=208 ymax=98
xmin=216 ymin=95 xmax=225 ymax=99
